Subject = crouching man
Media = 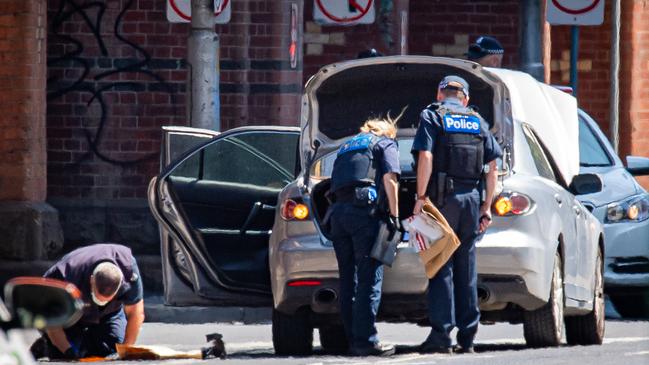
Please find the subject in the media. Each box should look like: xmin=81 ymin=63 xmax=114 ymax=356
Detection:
xmin=30 ymin=243 xmax=145 ymax=360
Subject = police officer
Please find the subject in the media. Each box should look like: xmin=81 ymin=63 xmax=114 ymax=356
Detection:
xmin=412 ymin=76 xmax=501 ymax=354
xmin=328 ymin=116 xmax=402 ymax=357
xmin=30 ymin=243 xmax=145 ymax=359
xmin=466 ymin=36 xmax=504 ymax=68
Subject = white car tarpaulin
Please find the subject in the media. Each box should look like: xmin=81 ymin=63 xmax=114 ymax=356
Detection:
xmin=486 ymin=68 xmax=580 ymax=185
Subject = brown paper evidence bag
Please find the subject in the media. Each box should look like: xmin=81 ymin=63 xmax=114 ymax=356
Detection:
xmin=415 ymin=199 xmax=461 ymax=279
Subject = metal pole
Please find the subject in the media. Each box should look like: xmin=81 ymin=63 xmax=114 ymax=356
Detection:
xmin=609 ymin=0 xmax=621 ymax=153
xmin=188 ymin=0 xmax=220 ymax=130
xmin=519 ymin=0 xmax=545 ymax=82
xmin=570 ymin=25 xmax=579 ymax=98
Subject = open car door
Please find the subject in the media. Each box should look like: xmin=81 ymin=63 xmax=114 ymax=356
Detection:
xmin=148 ymin=126 xmax=300 ymax=306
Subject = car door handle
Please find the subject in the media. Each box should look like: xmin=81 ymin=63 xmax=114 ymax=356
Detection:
xmin=554 ymin=194 xmax=562 ymax=205
xmin=240 ymin=202 xmax=262 ymax=235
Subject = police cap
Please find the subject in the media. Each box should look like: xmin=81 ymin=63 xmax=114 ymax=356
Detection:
xmin=438 ymin=75 xmax=469 ymax=97
xmin=466 ymin=36 xmax=504 ymax=61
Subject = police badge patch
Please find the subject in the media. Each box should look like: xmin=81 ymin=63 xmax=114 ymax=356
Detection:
xmin=442 ymin=114 xmax=481 ymax=134
xmin=337 ymin=134 xmax=374 ymax=155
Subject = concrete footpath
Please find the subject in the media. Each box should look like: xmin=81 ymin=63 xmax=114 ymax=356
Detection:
xmin=143 ymin=296 xmax=271 ymax=324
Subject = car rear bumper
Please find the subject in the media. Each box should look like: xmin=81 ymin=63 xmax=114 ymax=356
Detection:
xmin=271 ymin=236 xmax=429 ymax=313
xmin=272 ymin=229 xmax=550 ymax=315
xmin=476 ymin=229 xmax=552 ymax=310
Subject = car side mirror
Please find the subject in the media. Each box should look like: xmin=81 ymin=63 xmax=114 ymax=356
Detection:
xmin=570 ymin=173 xmax=603 ymax=195
xmin=626 ymin=156 xmax=649 ymax=176
xmin=4 ymin=277 xmax=84 ymax=329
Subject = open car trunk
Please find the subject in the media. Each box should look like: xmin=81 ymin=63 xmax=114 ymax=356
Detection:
xmin=310 ymin=177 xmax=418 ymax=239
xmin=301 ymin=56 xmax=513 ymax=166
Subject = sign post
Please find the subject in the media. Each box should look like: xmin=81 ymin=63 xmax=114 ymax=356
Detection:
xmin=313 ymin=0 xmax=375 ymax=25
xmin=547 ymin=0 xmax=605 ymax=98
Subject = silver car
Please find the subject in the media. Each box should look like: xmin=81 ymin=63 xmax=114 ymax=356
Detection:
xmin=148 ymin=57 xmax=605 ymax=355
xmin=576 ymin=110 xmax=649 ymax=318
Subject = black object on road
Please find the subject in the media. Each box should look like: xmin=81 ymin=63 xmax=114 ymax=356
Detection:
xmin=201 ymin=332 xmax=227 ymax=359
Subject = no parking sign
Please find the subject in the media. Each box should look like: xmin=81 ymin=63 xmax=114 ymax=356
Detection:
xmin=314 ymin=0 xmax=375 ymax=25
xmin=547 ymin=0 xmax=605 ymax=25
xmin=166 ymin=0 xmax=231 ymax=23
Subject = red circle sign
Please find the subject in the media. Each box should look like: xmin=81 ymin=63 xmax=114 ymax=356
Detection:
xmin=551 ymin=0 xmax=601 ymax=15
xmin=169 ymin=0 xmax=229 ymax=21
xmin=316 ymin=0 xmax=373 ymax=23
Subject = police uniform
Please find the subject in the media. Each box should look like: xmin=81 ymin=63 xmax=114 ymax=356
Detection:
xmin=412 ymin=96 xmax=502 ymax=350
xmin=327 ymin=132 xmax=400 ymax=352
xmin=42 ymin=243 xmax=143 ymax=357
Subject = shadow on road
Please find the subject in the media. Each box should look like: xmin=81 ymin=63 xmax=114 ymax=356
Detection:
xmin=222 ymin=342 xmax=531 ymax=360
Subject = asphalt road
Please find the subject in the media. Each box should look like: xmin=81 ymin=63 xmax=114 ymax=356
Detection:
xmin=34 ymin=319 xmax=649 ymax=365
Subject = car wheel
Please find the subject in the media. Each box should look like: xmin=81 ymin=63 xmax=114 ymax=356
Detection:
xmin=272 ymin=308 xmax=313 ymax=356
xmin=319 ymin=325 xmax=349 ymax=354
xmin=523 ymin=251 xmax=564 ymax=347
xmin=565 ymin=248 xmax=605 ymax=345
xmin=610 ymin=291 xmax=649 ymax=319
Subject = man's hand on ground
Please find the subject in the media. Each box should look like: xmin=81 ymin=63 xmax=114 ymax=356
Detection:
xmin=63 ymin=347 xmax=79 ymax=360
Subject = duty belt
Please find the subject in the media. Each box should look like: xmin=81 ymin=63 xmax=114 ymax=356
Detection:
xmin=333 ymin=186 xmax=357 ymax=203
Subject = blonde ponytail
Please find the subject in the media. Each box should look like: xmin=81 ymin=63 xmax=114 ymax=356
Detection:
xmin=359 ymin=106 xmax=407 ymax=139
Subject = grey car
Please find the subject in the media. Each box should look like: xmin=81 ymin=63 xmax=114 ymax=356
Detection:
xmin=576 ymin=110 xmax=649 ymax=318
xmin=148 ymin=57 xmax=605 ymax=355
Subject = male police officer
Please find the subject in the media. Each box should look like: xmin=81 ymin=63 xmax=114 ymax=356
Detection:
xmin=412 ymin=76 xmax=501 ymax=354
xmin=30 ymin=243 xmax=145 ymax=359
xmin=466 ymin=36 xmax=504 ymax=68
xmin=328 ymin=117 xmax=401 ymax=356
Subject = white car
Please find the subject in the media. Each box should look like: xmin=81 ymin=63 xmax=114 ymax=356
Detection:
xmin=148 ymin=57 xmax=605 ymax=355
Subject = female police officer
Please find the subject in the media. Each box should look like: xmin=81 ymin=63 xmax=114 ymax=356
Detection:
xmin=327 ymin=114 xmax=402 ymax=357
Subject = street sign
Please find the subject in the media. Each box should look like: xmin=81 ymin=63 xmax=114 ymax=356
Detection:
xmin=314 ymin=0 xmax=375 ymax=25
xmin=547 ymin=0 xmax=605 ymax=25
xmin=167 ymin=0 xmax=231 ymax=24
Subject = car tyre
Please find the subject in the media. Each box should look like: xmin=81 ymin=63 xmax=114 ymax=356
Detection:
xmin=565 ymin=248 xmax=605 ymax=345
xmin=609 ymin=292 xmax=649 ymax=319
xmin=523 ymin=251 xmax=564 ymax=348
xmin=319 ymin=325 xmax=349 ymax=354
xmin=272 ymin=308 xmax=313 ymax=356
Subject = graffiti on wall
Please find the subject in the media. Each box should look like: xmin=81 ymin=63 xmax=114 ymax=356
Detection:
xmin=48 ymin=0 xmax=180 ymax=166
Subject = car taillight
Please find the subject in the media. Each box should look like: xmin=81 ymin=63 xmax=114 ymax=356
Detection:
xmin=281 ymin=198 xmax=309 ymax=220
xmin=493 ymin=192 xmax=532 ymax=216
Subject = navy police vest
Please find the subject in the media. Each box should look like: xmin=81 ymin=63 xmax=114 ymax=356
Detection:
xmin=44 ymin=243 xmax=136 ymax=324
xmin=431 ymin=101 xmax=485 ymax=182
xmin=330 ymin=133 xmax=381 ymax=193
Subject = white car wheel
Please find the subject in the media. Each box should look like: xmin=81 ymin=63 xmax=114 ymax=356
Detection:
xmin=566 ymin=248 xmax=605 ymax=345
xmin=523 ymin=251 xmax=565 ymax=347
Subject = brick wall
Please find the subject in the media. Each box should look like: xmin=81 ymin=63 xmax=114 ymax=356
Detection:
xmin=549 ymin=0 xmax=649 ymax=189
xmin=302 ymin=0 xmax=406 ymax=83
xmin=619 ymin=0 xmax=649 ymax=188
xmin=408 ymin=0 xmax=520 ymax=68
xmin=46 ymin=0 xmax=302 ymax=252
xmin=549 ymin=3 xmax=612 ymax=134
xmin=0 ymin=0 xmax=47 ymax=202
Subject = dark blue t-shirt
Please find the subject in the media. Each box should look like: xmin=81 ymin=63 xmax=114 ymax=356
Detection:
xmin=412 ymin=99 xmax=502 ymax=164
xmin=374 ymin=137 xmax=401 ymax=180
xmin=44 ymin=244 xmax=144 ymax=324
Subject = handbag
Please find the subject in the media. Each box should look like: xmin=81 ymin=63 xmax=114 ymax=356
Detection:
xmin=370 ymin=221 xmax=401 ymax=267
